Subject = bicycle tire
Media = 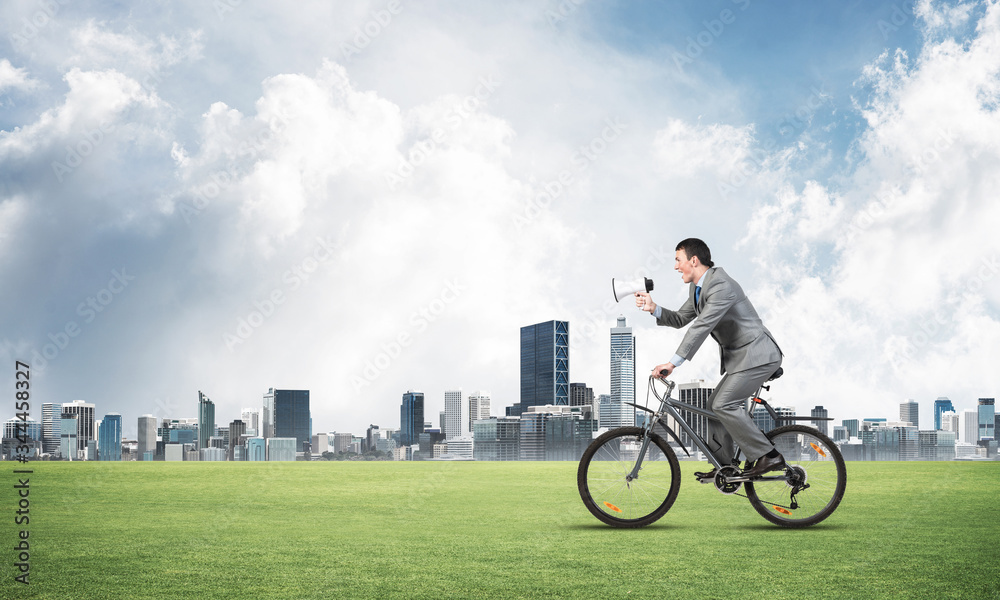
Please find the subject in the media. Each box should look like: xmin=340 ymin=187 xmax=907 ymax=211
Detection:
xmin=577 ymin=426 xmax=681 ymax=528
xmin=744 ymin=424 xmax=847 ymax=528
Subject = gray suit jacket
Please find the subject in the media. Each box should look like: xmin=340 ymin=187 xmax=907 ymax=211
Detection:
xmin=655 ymin=267 xmax=781 ymax=375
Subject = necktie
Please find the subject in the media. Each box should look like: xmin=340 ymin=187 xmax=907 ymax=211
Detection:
xmin=695 ymin=285 xmax=701 ymax=305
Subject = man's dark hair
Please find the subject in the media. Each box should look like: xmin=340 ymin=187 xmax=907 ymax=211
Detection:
xmin=676 ymin=238 xmax=714 ymax=267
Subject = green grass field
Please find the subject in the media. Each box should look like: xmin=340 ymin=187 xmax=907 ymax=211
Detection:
xmin=2 ymin=461 xmax=998 ymax=599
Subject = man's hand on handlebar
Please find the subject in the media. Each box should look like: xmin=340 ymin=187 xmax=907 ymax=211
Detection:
xmin=652 ymin=362 xmax=675 ymax=379
xmin=634 ymin=291 xmax=656 ymax=314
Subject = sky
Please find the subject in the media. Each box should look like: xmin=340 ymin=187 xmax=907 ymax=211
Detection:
xmin=2 ymin=0 xmax=999 ymax=439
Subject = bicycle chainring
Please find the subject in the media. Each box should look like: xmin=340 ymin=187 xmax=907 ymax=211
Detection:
xmin=713 ymin=465 xmax=743 ymax=495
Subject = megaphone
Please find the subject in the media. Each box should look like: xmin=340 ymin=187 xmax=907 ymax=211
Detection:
xmin=613 ymin=277 xmax=654 ymax=302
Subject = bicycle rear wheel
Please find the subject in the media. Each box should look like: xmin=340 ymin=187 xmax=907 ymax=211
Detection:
xmin=577 ymin=427 xmax=681 ymax=528
xmin=744 ymin=424 xmax=847 ymax=527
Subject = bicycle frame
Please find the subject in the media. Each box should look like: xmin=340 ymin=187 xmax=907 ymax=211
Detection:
xmin=624 ymin=377 xmax=778 ymax=481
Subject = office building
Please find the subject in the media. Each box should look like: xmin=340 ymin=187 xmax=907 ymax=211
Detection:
xmin=842 ymin=419 xmax=859 ymax=439
xmin=247 ymin=437 xmax=266 ymax=461
xmin=98 ymin=413 xmax=122 ymax=461
xmin=229 ymin=419 xmax=246 ymax=461
xmin=610 ymin=315 xmax=636 ymax=422
xmin=267 ymin=437 xmax=297 ymax=461
xmin=263 ymin=388 xmax=311 ymax=451
xmin=242 ymin=408 xmax=260 ymax=437
xmin=312 ymin=432 xmax=330 ymax=454
xmin=137 ymin=415 xmax=157 ymax=459
xmin=960 ymin=410 xmax=979 ymax=444
xmin=900 ymin=400 xmax=918 ymax=428
xmin=61 ymin=400 xmax=95 ymax=454
xmin=811 ymin=406 xmax=829 ymax=436
xmin=940 ymin=411 xmax=959 ymax=433
xmin=673 ymin=380 xmax=715 ymax=448
xmin=400 ymin=390 xmax=425 ymax=447
xmin=978 ymin=398 xmax=995 ymax=440
xmin=918 ymin=430 xmax=956 ymax=461
xmin=569 ymin=383 xmax=593 ymax=408
xmin=198 ymin=391 xmax=215 ymax=450
xmin=444 ymin=389 xmax=469 ymax=440
xmin=753 ymin=405 xmax=795 ymax=438
xmin=468 ymin=391 xmax=491 ymax=432
xmin=473 ymin=417 xmax=521 ymax=461
xmin=333 ymin=432 xmax=353 ymax=453
xmin=520 ymin=320 xmax=570 ymax=412
xmin=598 ymin=393 xmax=631 ymax=429
xmin=60 ymin=413 xmax=79 ymax=460
xmin=3 ymin=417 xmax=42 ymax=443
xmin=933 ymin=397 xmax=955 ymax=430
xmin=42 ymin=402 xmax=60 ymax=454
xmin=164 ymin=444 xmax=184 ymax=461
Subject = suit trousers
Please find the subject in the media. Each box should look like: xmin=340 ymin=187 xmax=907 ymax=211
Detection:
xmin=704 ymin=358 xmax=783 ymax=462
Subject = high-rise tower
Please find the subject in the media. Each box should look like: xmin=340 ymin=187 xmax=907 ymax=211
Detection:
xmin=520 ymin=320 xmax=570 ymax=412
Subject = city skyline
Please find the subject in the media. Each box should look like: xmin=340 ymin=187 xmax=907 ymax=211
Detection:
xmin=3 ymin=2 xmax=1000 ymax=437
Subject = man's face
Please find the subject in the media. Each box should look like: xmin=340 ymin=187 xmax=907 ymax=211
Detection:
xmin=674 ymin=249 xmax=697 ymax=284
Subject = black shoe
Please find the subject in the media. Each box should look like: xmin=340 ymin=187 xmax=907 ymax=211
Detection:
xmin=693 ymin=465 xmax=717 ymax=480
xmin=742 ymin=453 xmax=787 ymax=478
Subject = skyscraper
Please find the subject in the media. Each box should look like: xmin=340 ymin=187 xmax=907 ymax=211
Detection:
xmin=137 ymin=415 xmax=157 ymax=460
xmin=468 ymin=391 xmax=491 ymax=432
xmin=569 ymin=383 xmax=594 ymax=408
xmin=98 ymin=413 xmax=122 ymax=461
xmin=400 ymin=390 xmax=425 ymax=447
xmin=41 ymin=402 xmax=59 ymax=454
xmin=60 ymin=413 xmax=79 ymax=460
xmin=674 ymin=380 xmax=714 ymax=448
xmin=242 ymin=408 xmax=260 ymax=437
xmin=263 ymin=389 xmax=311 ymax=451
xmin=61 ymin=400 xmax=95 ymax=453
xmin=229 ymin=419 xmax=246 ymax=461
xmin=444 ymin=389 xmax=468 ymax=440
xmin=978 ymin=398 xmax=996 ymax=441
xmin=960 ymin=410 xmax=979 ymax=444
xmin=810 ymin=406 xmax=829 ymax=436
xmin=520 ymin=320 xmax=570 ymax=412
xmin=899 ymin=400 xmax=918 ymax=428
xmin=933 ymin=397 xmax=955 ymax=430
xmin=198 ymin=391 xmax=215 ymax=450
xmin=610 ymin=316 xmax=636 ymax=424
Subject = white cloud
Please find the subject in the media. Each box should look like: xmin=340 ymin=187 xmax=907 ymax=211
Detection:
xmin=0 ymin=58 xmax=39 ymax=93
xmin=652 ymin=118 xmax=755 ymax=178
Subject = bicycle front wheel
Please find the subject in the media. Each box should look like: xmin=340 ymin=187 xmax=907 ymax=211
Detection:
xmin=744 ymin=424 xmax=847 ymax=527
xmin=577 ymin=427 xmax=681 ymax=528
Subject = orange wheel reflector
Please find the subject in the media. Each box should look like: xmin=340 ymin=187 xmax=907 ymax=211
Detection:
xmin=810 ymin=442 xmax=827 ymax=457
xmin=773 ymin=506 xmax=792 ymax=515
xmin=604 ymin=502 xmax=623 ymax=513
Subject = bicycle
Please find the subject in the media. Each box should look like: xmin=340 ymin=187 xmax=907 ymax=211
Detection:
xmin=577 ymin=368 xmax=847 ymax=528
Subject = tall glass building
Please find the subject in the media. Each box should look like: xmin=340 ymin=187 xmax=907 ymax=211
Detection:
xmin=263 ymin=388 xmax=311 ymax=452
xmin=137 ymin=415 xmax=157 ymax=460
xmin=519 ymin=320 xmax=569 ymax=413
xmin=61 ymin=400 xmax=95 ymax=454
xmin=98 ymin=413 xmax=122 ymax=461
xmin=610 ymin=315 xmax=635 ymax=426
xmin=810 ymin=406 xmax=829 ymax=436
xmin=899 ymin=400 xmax=918 ymax=428
xmin=933 ymin=397 xmax=955 ymax=430
xmin=978 ymin=398 xmax=996 ymax=441
xmin=400 ymin=390 xmax=425 ymax=447
xmin=443 ymin=389 xmax=468 ymax=440
xmin=198 ymin=391 xmax=215 ymax=450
